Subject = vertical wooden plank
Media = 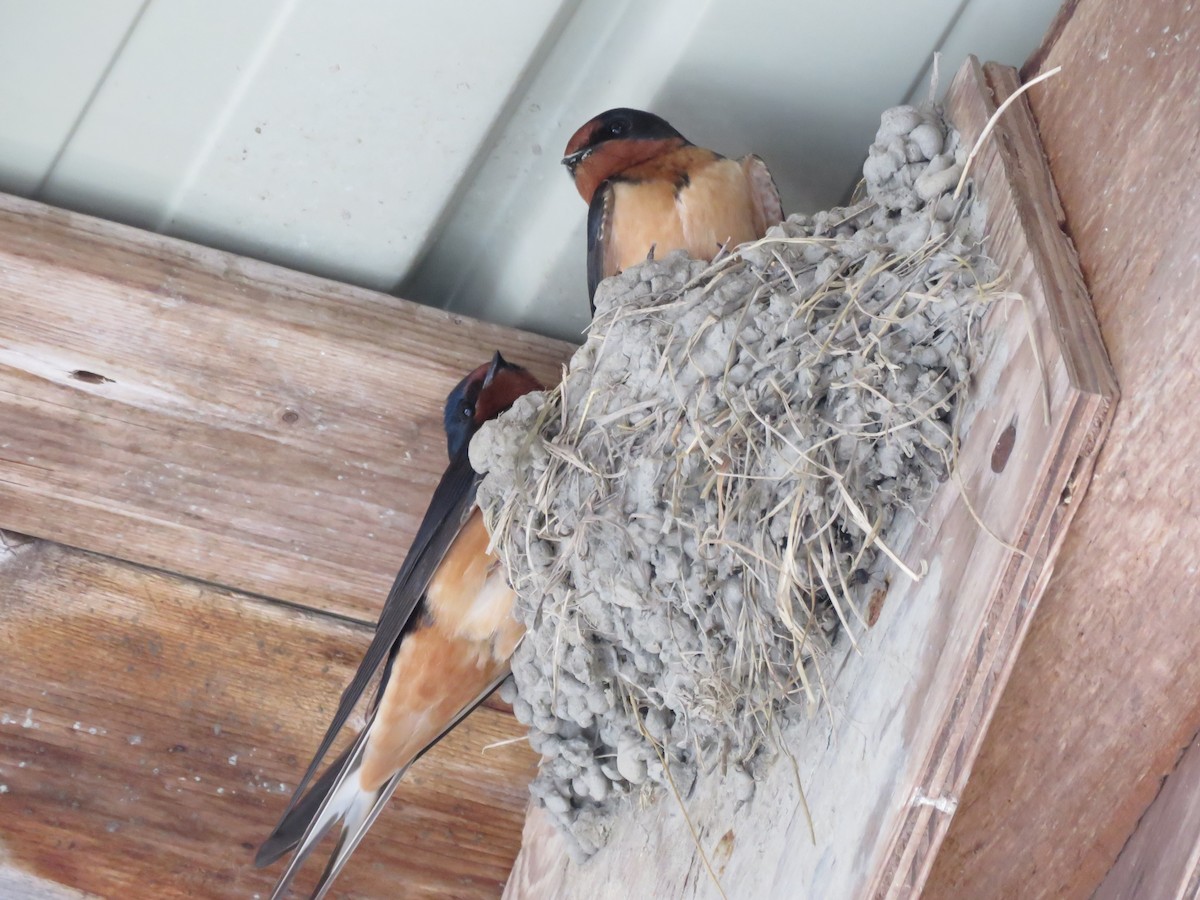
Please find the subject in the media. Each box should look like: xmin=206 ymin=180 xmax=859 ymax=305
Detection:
xmin=928 ymin=0 xmax=1200 ymax=896
xmin=872 ymin=55 xmax=1116 ymax=896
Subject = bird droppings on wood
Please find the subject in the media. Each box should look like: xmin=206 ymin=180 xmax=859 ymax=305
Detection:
xmin=473 ymin=100 xmax=999 ymax=860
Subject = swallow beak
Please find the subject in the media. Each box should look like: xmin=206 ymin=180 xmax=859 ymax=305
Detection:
xmin=561 ymin=147 xmax=592 ymax=174
xmin=483 ymin=350 xmax=508 ymax=388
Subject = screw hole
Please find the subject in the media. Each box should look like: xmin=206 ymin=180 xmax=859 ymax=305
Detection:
xmin=991 ymin=421 xmax=1018 ymax=473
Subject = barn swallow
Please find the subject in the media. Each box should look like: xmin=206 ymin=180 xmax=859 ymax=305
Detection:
xmin=562 ymin=107 xmax=784 ymax=311
xmin=255 ymin=352 xmax=543 ymax=899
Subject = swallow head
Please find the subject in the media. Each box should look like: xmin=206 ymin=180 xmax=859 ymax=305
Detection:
xmin=443 ymin=352 xmax=544 ymax=460
xmin=562 ymin=108 xmax=688 ymax=203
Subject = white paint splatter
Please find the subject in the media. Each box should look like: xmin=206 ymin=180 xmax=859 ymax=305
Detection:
xmin=911 ymin=790 xmax=958 ymax=814
xmin=3 ymin=709 xmax=41 ymax=729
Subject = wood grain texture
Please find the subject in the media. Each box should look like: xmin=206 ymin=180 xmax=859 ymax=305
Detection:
xmin=503 ymin=59 xmax=1116 ymax=900
xmin=929 ymin=1 xmax=1200 ymax=897
xmin=0 ymin=539 xmax=537 ymax=899
xmin=0 ymin=192 xmax=575 ymax=622
xmin=1094 ymin=727 xmax=1200 ymax=900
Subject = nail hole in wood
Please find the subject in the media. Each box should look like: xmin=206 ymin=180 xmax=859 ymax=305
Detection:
xmin=70 ymin=370 xmax=113 ymax=385
xmin=991 ymin=421 xmax=1018 ymax=473
xmin=281 ymin=409 xmax=300 ymax=424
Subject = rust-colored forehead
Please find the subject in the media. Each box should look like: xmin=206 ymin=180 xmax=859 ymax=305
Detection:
xmin=564 ymin=117 xmax=602 ymax=157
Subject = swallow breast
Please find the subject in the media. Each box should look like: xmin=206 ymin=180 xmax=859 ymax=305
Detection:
xmin=610 ymin=149 xmax=761 ymax=276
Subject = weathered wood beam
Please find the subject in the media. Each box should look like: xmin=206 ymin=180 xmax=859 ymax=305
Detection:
xmin=0 ymin=194 xmax=575 ymax=622
xmin=928 ymin=0 xmax=1200 ymax=895
xmin=503 ymin=58 xmax=1116 ymax=899
xmin=1094 ymin=728 xmax=1200 ymax=900
xmin=0 ymin=539 xmax=537 ymax=898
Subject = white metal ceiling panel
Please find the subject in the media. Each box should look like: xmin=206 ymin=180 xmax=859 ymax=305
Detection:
xmin=22 ymin=0 xmax=570 ymax=289
xmin=0 ymin=0 xmax=146 ymax=194
xmin=0 ymin=0 xmax=1061 ymax=341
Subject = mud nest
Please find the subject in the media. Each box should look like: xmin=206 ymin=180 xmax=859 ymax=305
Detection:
xmin=470 ymin=101 xmax=996 ymax=860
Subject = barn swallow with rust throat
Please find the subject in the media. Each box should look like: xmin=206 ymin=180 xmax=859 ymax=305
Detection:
xmin=562 ymin=107 xmax=784 ymax=312
xmin=255 ymin=352 xmax=543 ymax=899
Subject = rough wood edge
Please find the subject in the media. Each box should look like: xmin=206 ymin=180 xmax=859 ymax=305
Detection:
xmin=981 ymin=61 xmax=1118 ymax=399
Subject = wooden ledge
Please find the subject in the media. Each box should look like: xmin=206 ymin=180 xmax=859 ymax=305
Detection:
xmin=0 ymin=195 xmax=574 ymax=621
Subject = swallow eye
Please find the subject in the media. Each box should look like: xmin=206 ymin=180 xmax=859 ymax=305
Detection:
xmin=609 ymin=118 xmax=629 ymax=137
xmin=461 ymin=403 xmax=474 ymax=421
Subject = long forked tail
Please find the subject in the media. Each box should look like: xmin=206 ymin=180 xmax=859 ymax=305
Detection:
xmin=255 ymin=671 xmax=510 ymax=897
xmin=255 ymin=729 xmax=407 ymax=900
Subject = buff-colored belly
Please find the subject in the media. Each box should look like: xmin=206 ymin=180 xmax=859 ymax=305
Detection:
xmin=358 ymin=511 xmax=522 ymax=792
xmin=609 ymin=157 xmax=759 ymax=276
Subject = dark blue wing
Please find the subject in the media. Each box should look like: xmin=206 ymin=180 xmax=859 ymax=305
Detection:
xmin=587 ymin=180 xmax=614 ymax=315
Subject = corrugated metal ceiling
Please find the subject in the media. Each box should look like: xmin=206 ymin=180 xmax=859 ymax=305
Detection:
xmin=0 ymin=0 xmax=1059 ymax=341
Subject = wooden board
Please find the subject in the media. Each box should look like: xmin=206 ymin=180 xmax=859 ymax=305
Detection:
xmin=502 ymin=57 xmax=1116 ymax=899
xmin=928 ymin=1 xmax=1200 ymax=896
xmin=0 ymin=192 xmax=575 ymax=622
xmin=1094 ymin=728 xmax=1200 ymax=900
xmin=0 ymin=537 xmax=538 ymax=898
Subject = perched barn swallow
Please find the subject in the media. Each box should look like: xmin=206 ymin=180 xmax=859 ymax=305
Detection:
xmin=255 ymin=352 xmax=543 ymax=899
xmin=562 ymin=107 xmax=784 ymax=310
